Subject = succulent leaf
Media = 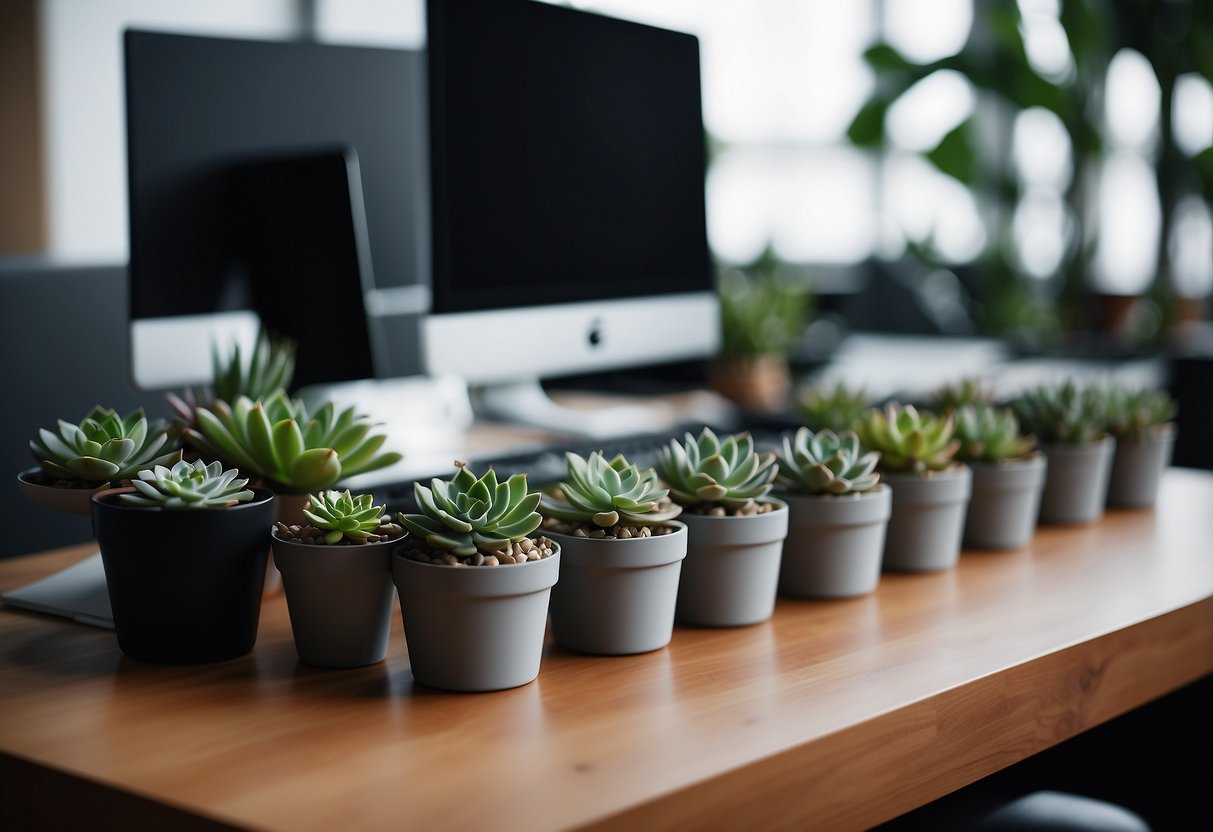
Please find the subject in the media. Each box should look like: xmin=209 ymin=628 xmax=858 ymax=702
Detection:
xmin=1102 ymin=384 xmax=1176 ymax=440
xmin=540 ymin=452 xmax=682 ymax=528
xmin=656 ymin=427 xmax=778 ymax=510
xmin=300 ymin=489 xmax=389 ymax=544
xmin=954 ymin=405 xmax=1036 ymax=462
xmin=1011 ymin=382 xmax=1107 ymax=445
xmin=118 ymin=459 xmax=254 ymax=509
xmin=29 ymin=406 xmax=181 ymax=486
xmin=398 ymin=464 xmax=543 ymax=556
xmin=776 ymin=427 xmax=881 ymax=495
xmin=855 ymin=403 xmax=959 ymax=474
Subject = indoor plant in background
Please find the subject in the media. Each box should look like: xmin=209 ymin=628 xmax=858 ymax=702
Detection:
xmin=1103 ymin=384 xmax=1177 ymax=508
xmin=1012 ymin=382 xmax=1113 ymax=524
xmin=395 ymin=463 xmax=559 ymax=692
xmin=656 ymin=427 xmax=787 ymax=626
xmin=91 ymin=459 xmax=274 ymax=664
xmin=796 ymin=381 xmax=870 ymax=434
xmin=931 ymin=377 xmax=996 ymax=414
xmin=167 ymin=328 xmax=297 ymax=430
xmin=773 ymin=427 xmax=890 ymax=598
xmin=540 ymin=451 xmax=686 ymax=655
xmin=855 ymin=403 xmax=971 ymax=572
xmin=20 ymin=405 xmax=182 ymax=514
xmin=954 ymin=405 xmax=1046 ymax=550
xmin=271 ymin=490 xmax=404 ymax=668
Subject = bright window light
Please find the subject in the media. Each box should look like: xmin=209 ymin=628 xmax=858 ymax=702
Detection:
xmin=1173 ymin=73 xmax=1213 ymax=157
xmin=315 ymin=0 xmax=424 ymax=47
xmin=1012 ymin=189 xmax=1069 ymax=279
xmin=885 ymin=0 xmax=973 ymax=64
xmin=1013 ymin=107 xmax=1072 ymax=189
xmin=1169 ymin=196 xmax=1213 ymax=298
xmin=1092 ymin=152 xmax=1161 ymax=294
xmin=1017 ymin=5 xmax=1074 ymax=84
xmin=1105 ymin=49 xmax=1161 ymax=152
xmin=886 ymin=70 xmax=976 ymax=152
xmin=883 ymin=153 xmax=986 ymax=263
xmin=706 ymin=148 xmax=778 ymax=265
xmin=772 ymin=148 xmax=877 ymax=264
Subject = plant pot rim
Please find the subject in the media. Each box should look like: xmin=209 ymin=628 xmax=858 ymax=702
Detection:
xmin=879 ymin=464 xmax=970 ymax=480
xmin=775 ymin=483 xmax=890 ymax=502
xmin=963 ymin=451 xmax=1046 ymax=468
xmin=93 ymin=485 xmax=276 ymax=513
xmin=674 ymin=498 xmax=788 ymax=520
xmin=392 ymin=538 xmax=560 ymax=570
xmin=1039 ymin=435 xmax=1115 ymax=455
xmin=270 ymin=526 xmax=406 ymax=548
xmin=1112 ymin=422 xmax=1177 ymax=443
xmin=543 ymin=519 xmax=686 ymax=542
xmin=18 ymin=465 xmax=108 ymax=488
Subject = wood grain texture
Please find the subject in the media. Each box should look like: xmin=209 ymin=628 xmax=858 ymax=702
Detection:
xmin=1 ymin=469 xmax=1211 ymax=832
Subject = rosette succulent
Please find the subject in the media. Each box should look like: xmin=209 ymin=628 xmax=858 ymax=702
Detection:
xmin=168 ymin=329 xmax=297 ymax=426
xmin=119 ymin=459 xmax=254 ymax=509
xmin=398 ymin=463 xmax=542 ymax=556
xmin=185 ymin=390 xmax=402 ymax=494
xmin=954 ymin=405 xmax=1036 ymax=463
xmin=1103 ymin=384 xmax=1176 ymax=440
xmin=932 ymin=377 xmax=996 ymax=414
xmin=855 ymin=403 xmax=959 ymax=474
xmin=303 ymin=489 xmax=392 ymax=544
xmin=656 ymin=427 xmax=779 ymax=510
xmin=1012 ymin=382 xmax=1107 ymax=445
xmin=776 ymin=427 xmax=880 ymax=495
xmin=30 ymin=406 xmax=181 ymax=485
xmin=540 ymin=452 xmax=682 ymax=528
xmin=797 ymin=382 xmax=869 ymax=433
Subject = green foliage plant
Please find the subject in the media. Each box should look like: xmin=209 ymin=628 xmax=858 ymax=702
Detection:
xmin=656 ymin=427 xmax=779 ymax=512
xmin=185 ymin=390 xmax=402 ymax=494
xmin=1102 ymin=384 xmax=1177 ymax=440
xmin=797 ymin=382 xmax=869 ymax=433
xmin=30 ymin=406 xmax=181 ymax=486
xmin=954 ymin=405 xmax=1036 ymax=464
xmin=717 ymin=249 xmax=811 ymax=359
xmin=540 ymin=452 xmax=682 ymax=529
xmin=301 ymin=489 xmax=397 ymax=544
xmin=398 ymin=463 xmax=544 ymax=559
xmin=776 ymin=427 xmax=881 ymax=496
xmin=119 ymin=459 xmax=254 ymax=509
xmin=1012 ymin=382 xmax=1107 ymax=445
xmin=854 ymin=403 xmax=960 ymax=474
xmin=932 ymin=377 xmax=996 ymax=414
xmin=168 ymin=328 xmax=297 ymax=425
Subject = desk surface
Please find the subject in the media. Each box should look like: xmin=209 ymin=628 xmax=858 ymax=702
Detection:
xmin=2 ymin=469 xmax=1212 ymax=831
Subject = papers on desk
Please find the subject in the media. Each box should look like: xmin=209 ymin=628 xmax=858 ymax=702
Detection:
xmin=1 ymin=552 xmax=114 ymax=629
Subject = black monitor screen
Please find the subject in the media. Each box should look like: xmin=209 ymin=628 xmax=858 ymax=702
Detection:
xmin=428 ymin=0 xmax=711 ymax=313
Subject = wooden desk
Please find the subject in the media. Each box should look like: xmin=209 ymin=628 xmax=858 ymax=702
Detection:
xmin=2 ymin=469 xmax=1211 ymax=831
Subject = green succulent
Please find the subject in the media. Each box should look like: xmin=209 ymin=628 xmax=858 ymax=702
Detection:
xmin=855 ymin=403 xmax=959 ymax=474
xmin=776 ymin=427 xmax=881 ymax=495
xmin=797 ymin=382 xmax=869 ymax=433
xmin=30 ymin=406 xmax=181 ymax=485
xmin=954 ymin=405 xmax=1036 ymax=463
xmin=168 ymin=328 xmax=297 ymax=425
xmin=540 ymin=452 xmax=682 ymax=528
xmin=657 ymin=427 xmax=779 ymax=510
xmin=398 ymin=464 xmax=542 ymax=556
xmin=1012 ymin=381 xmax=1107 ymax=445
xmin=932 ymin=377 xmax=996 ymax=414
xmin=1103 ymin=384 xmax=1176 ymax=440
xmin=119 ymin=459 xmax=254 ymax=509
xmin=303 ymin=489 xmax=390 ymax=544
xmin=185 ymin=390 xmax=402 ymax=494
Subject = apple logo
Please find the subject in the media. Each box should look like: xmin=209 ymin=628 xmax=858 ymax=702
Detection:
xmin=587 ymin=319 xmax=604 ymax=348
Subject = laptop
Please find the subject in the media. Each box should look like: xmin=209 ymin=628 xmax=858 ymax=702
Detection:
xmin=1 ymin=553 xmax=114 ymax=628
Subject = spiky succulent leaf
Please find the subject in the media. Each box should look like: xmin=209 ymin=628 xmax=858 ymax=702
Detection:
xmin=212 ymin=329 xmax=297 ymax=404
xmin=776 ymin=427 xmax=881 ymax=495
xmin=855 ymin=403 xmax=959 ymax=474
xmin=1012 ymin=382 xmax=1107 ymax=445
xmin=1102 ymin=384 xmax=1176 ymax=440
xmin=932 ymin=377 xmax=996 ymax=414
xmin=656 ymin=427 xmax=778 ymax=509
xmin=185 ymin=391 xmax=401 ymax=493
xmin=302 ymin=489 xmax=387 ymax=544
xmin=797 ymin=382 xmax=869 ymax=433
xmin=541 ymin=452 xmax=682 ymax=528
xmin=954 ymin=405 xmax=1036 ymax=462
xmin=398 ymin=464 xmax=542 ymax=556
xmin=29 ymin=406 xmax=182 ymax=485
xmin=119 ymin=459 xmax=254 ymax=509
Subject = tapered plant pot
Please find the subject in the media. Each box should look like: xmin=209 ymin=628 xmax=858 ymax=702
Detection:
xmin=1038 ymin=436 xmax=1115 ymax=524
xmin=1107 ymin=425 xmax=1175 ymax=507
xmin=882 ymin=466 xmax=972 ymax=572
xmin=17 ymin=467 xmax=105 ymax=515
xmin=778 ymin=486 xmax=890 ymax=598
xmin=963 ymin=454 xmax=1047 ymax=550
xmin=91 ymin=487 xmax=275 ymax=664
xmin=546 ymin=523 xmax=686 ymax=655
xmin=392 ymin=544 xmax=560 ymax=692
xmin=263 ymin=492 xmax=313 ymax=594
xmin=271 ymin=532 xmax=398 ymax=668
xmin=675 ymin=501 xmax=788 ymax=627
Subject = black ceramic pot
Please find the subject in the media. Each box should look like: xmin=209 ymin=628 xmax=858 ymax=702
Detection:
xmin=91 ymin=487 xmax=275 ymax=664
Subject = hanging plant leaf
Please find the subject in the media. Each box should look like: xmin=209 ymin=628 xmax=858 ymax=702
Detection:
xmin=926 ymin=121 xmax=978 ymax=184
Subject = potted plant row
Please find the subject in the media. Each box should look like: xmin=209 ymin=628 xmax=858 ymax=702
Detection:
xmin=540 ymin=452 xmax=687 ymax=655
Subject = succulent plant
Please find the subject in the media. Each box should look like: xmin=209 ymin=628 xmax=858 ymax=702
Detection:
xmin=540 ymin=452 xmax=682 ymax=528
xmin=854 ymin=403 xmax=960 ymax=474
xmin=1012 ymin=381 xmax=1107 ymax=445
xmin=954 ymin=405 xmax=1036 ymax=463
xmin=119 ymin=459 xmax=254 ymax=509
xmin=30 ymin=406 xmax=181 ymax=485
xmin=302 ymin=489 xmax=392 ymax=544
xmin=657 ymin=427 xmax=779 ymax=510
xmin=776 ymin=427 xmax=881 ymax=495
xmin=398 ymin=463 xmax=542 ymax=556
xmin=168 ymin=328 xmax=297 ymax=425
xmin=796 ymin=382 xmax=869 ymax=433
xmin=1103 ymin=384 xmax=1176 ymax=440
xmin=932 ymin=377 xmax=996 ymax=414
xmin=184 ymin=390 xmax=402 ymax=494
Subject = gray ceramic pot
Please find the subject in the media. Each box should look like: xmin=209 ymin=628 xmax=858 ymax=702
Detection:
xmin=271 ymin=531 xmax=398 ymax=668
xmin=882 ymin=466 xmax=972 ymax=572
xmin=547 ymin=523 xmax=686 ymax=655
xmin=1039 ymin=436 xmax=1115 ymax=524
xmin=675 ymin=501 xmax=788 ymax=627
xmin=963 ymin=454 xmax=1047 ymax=550
xmin=1107 ymin=425 xmax=1175 ymax=507
xmin=392 ymin=544 xmax=560 ymax=692
xmin=777 ymin=486 xmax=890 ymax=598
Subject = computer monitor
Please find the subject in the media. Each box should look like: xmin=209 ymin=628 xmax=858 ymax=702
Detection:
xmin=124 ymin=30 xmax=430 ymax=391
xmin=423 ymin=0 xmax=719 ymax=435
